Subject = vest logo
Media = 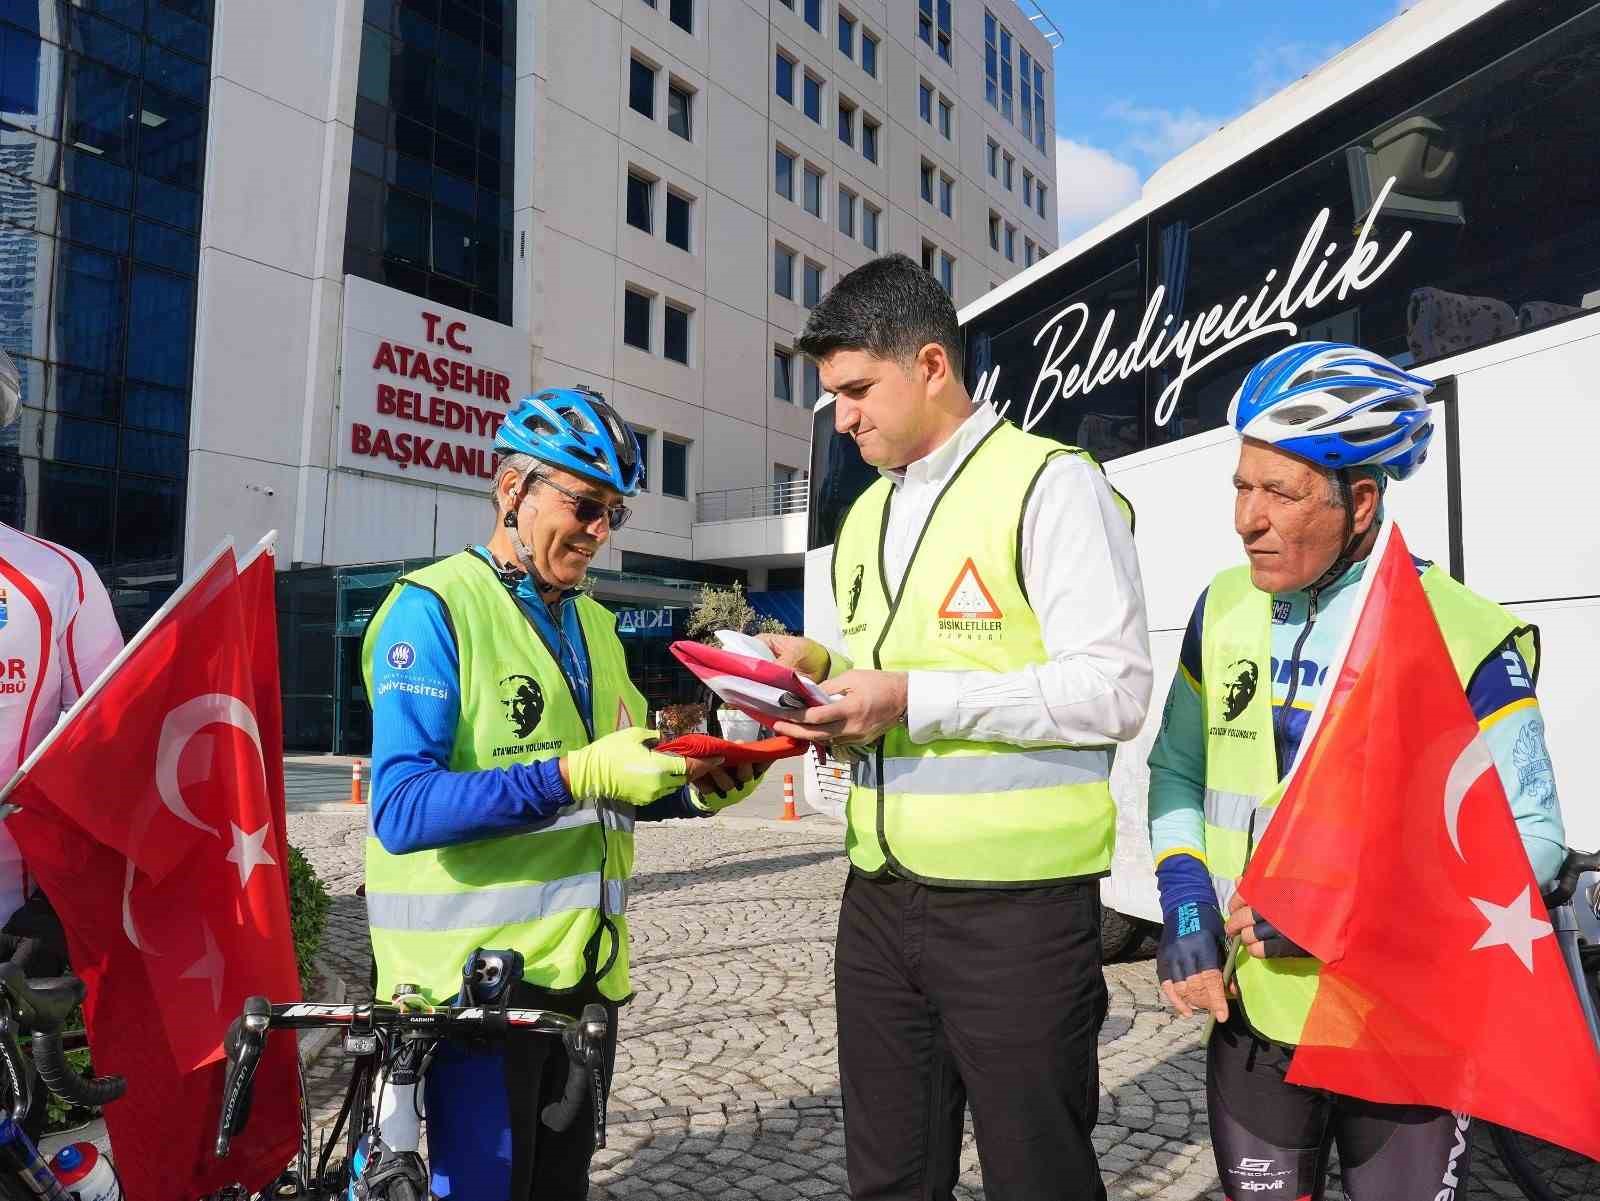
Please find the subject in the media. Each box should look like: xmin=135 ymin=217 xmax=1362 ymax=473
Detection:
xmin=385 ymin=641 xmax=415 ymax=671
xmin=0 ymin=587 xmax=8 ymax=631
xmin=845 ymin=564 xmax=864 ymax=624
xmin=937 ymin=559 xmax=1004 ymax=638
xmin=499 ymin=673 xmax=545 ymax=738
xmin=0 ymin=657 xmax=27 ymax=696
xmin=1271 ymin=599 xmax=1290 ymax=624
xmin=1220 ymin=658 xmax=1259 ymax=722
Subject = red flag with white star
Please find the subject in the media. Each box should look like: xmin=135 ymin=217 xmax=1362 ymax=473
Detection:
xmin=2 ymin=540 xmax=300 ymax=1198
xmin=1237 ymin=523 xmax=1600 ymax=1160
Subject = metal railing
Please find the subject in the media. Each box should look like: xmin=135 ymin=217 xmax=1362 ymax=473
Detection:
xmin=1013 ymin=0 xmax=1063 ymax=48
xmin=695 ymin=480 xmax=809 ymax=524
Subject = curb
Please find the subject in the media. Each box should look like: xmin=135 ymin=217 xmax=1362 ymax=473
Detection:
xmin=297 ymin=958 xmax=350 ymax=1069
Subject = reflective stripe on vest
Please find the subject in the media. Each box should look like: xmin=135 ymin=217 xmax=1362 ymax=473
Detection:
xmin=833 ymin=420 xmax=1133 ymax=886
xmin=1200 ymin=561 xmax=1534 ymax=1045
xmin=361 ymin=551 xmax=647 ymax=1004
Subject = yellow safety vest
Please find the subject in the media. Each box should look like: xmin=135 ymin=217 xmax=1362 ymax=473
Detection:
xmin=361 ymin=551 xmax=646 ymax=1004
xmin=832 ymin=419 xmax=1134 ymax=886
xmin=1201 ymin=561 xmax=1537 ymax=1044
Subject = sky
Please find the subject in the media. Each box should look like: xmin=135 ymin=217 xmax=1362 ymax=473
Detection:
xmin=1041 ymin=0 xmax=1416 ymax=243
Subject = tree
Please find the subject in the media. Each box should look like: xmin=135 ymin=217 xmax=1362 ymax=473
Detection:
xmin=685 ymin=582 xmax=787 ymax=644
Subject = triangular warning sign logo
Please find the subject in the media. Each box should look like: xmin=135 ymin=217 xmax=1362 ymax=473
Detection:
xmin=938 ymin=559 xmax=1003 ymax=620
xmin=616 ymin=698 xmax=634 ymax=730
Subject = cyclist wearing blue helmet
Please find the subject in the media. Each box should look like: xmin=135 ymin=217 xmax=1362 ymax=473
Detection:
xmin=1146 ymin=343 xmax=1565 ymax=1200
xmin=360 ymin=385 xmax=764 ymax=1199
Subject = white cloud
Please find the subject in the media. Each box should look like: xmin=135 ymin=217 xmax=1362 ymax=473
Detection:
xmin=1054 ymin=137 xmax=1143 ymax=243
xmin=1249 ymin=40 xmax=1344 ymax=102
xmin=1105 ymin=100 xmax=1228 ymax=162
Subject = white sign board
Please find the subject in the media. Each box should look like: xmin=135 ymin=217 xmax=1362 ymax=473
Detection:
xmin=337 ymin=275 xmax=530 ymax=490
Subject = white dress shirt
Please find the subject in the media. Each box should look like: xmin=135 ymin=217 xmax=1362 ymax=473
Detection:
xmin=823 ymin=402 xmax=1152 ymax=748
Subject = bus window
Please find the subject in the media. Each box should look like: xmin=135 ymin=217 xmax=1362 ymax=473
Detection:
xmin=807 ymin=400 xmax=876 ymax=551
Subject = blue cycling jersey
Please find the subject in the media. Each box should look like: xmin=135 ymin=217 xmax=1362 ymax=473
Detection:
xmin=1148 ymin=553 xmax=1566 ymax=921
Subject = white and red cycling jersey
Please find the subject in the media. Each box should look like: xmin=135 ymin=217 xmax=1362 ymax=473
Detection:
xmin=0 ymin=523 xmax=122 ymax=924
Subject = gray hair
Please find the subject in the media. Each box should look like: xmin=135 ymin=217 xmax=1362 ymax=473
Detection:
xmin=491 ymin=452 xmax=540 ymax=513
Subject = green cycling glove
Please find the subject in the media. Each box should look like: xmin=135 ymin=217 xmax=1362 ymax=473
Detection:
xmin=691 ymin=766 xmax=767 ymax=814
xmin=563 ymin=727 xmax=691 ymax=807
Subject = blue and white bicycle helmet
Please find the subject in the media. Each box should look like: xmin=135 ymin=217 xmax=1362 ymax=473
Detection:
xmin=496 ymin=385 xmax=643 ymax=496
xmin=1227 ymin=342 xmax=1436 ymax=481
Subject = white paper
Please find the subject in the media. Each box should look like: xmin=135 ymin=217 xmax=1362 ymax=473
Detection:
xmin=714 ymin=629 xmax=775 ymax=659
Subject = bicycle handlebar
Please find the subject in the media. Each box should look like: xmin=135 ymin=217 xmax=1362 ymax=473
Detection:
xmin=539 ymin=1003 xmax=609 ymax=1144
xmin=0 ymin=962 xmax=125 ymax=1121
xmin=1544 ymin=848 xmax=1600 ymax=910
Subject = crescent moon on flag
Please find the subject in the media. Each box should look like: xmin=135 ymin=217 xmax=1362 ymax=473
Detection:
xmin=154 ymin=693 xmax=265 ymax=840
xmin=1443 ymin=733 xmax=1495 ymax=861
xmin=122 ymin=860 xmax=154 ymax=954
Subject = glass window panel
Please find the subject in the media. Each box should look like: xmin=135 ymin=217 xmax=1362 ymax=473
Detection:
xmin=384 ymin=186 xmax=428 ymax=262
xmin=0 ymin=25 xmax=60 ymax=139
xmin=629 ymin=59 xmax=655 ymax=118
xmin=667 ymin=84 xmax=690 ymax=139
xmin=351 ymin=134 xmax=385 ymax=180
xmin=80 ymin=0 xmax=149 ymax=33
xmin=430 ymin=204 xmax=473 ymax=280
xmin=774 ymin=349 xmax=792 ymax=402
xmin=839 ymin=13 xmax=854 ymax=58
xmin=0 ymin=173 xmax=47 ymax=231
xmin=774 ymin=149 xmax=793 ymax=200
xmin=863 ymin=204 xmax=878 ymax=250
xmin=425 ymin=273 xmax=470 ymax=311
xmin=38 ymin=462 xmax=114 ymax=563
xmin=862 ymin=31 xmax=877 ymax=76
xmin=54 ymin=242 xmax=126 ymax=375
xmin=114 ymin=473 xmax=181 ymax=572
xmin=126 ymin=267 xmax=194 ymax=388
xmin=919 ymin=83 xmax=931 ymax=123
xmin=803 ymin=74 xmax=820 ymax=123
xmin=665 ymin=191 xmax=690 ymax=251
xmin=803 ymin=358 xmax=819 ymax=408
xmin=837 ymin=101 xmax=852 ymax=146
xmin=134 ymin=173 xmax=199 ymax=229
xmin=669 ymin=0 xmax=692 ymax=34
xmin=431 ymin=162 xmax=474 ymax=213
xmin=939 ymin=175 xmax=952 ymax=216
xmin=630 ymin=426 xmax=650 ymax=490
xmin=663 ymin=304 xmax=689 ymax=364
xmin=144 ymin=42 xmax=207 ymax=103
xmin=50 ymin=364 xmax=121 ymax=421
xmin=775 ymin=52 xmax=793 ymax=103
xmin=939 ymin=99 xmax=951 ymax=138
xmin=353 ymin=96 xmax=387 ymax=141
xmin=52 ymin=415 xmax=119 ymax=468
xmin=438 ymin=2 xmax=480 ymax=45
xmin=391 ymin=150 xmax=430 ymax=195
xmin=838 ymin=187 xmax=853 ymax=236
xmin=381 ymin=256 xmax=427 ymax=294
xmin=803 ymin=0 xmax=819 ymax=31
xmin=64 ymin=55 xmax=139 ymax=164
xmin=626 ymin=171 xmax=653 ymax=232
xmin=121 ymin=426 xmax=187 ymax=476
xmin=774 ymin=245 xmax=793 ymax=298
xmin=63 ymin=8 xmax=142 ymax=74
xmin=42 ymin=142 xmax=129 ymax=206
xmin=0 ymin=225 xmax=48 ymax=360
xmin=394 ymin=115 xmax=431 ymax=159
xmin=391 ymin=41 xmax=435 ymax=121
xmin=623 ymin=289 xmax=650 ymax=350
xmin=136 ymin=90 xmax=205 ymax=191
xmin=58 ymin=194 xmax=128 ymax=254
xmin=131 ymin=217 xmax=196 ymax=273
xmin=365 ymin=0 xmax=396 ymax=32
xmin=662 ymin=438 xmax=686 ymax=497
xmin=124 ymin=380 xmax=188 ymax=434
xmin=396 ymin=6 xmax=438 ymax=52
xmin=803 ymin=166 xmax=821 ymax=216
xmin=147 ymin=2 xmax=212 ymax=62
xmin=862 ymin=119 xmax=877 ymax=163
xmin=803 ymin=260 xmax=822 ymax=307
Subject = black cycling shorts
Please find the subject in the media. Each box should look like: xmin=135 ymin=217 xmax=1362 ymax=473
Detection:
xmin=1207 ymin=1012 xmax=1473 ymax=1201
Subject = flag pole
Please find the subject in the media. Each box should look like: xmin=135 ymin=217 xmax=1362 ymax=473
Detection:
xmin=0 ymin=536 xmax=240 ymax=808
xmin=1201 ymin=518 xmax=1401 ymax=1046
xmin=238 ymin=528 xmax=279 ymax=572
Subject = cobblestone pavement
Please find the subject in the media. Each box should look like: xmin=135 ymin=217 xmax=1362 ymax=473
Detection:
xmin=287 ymin=808 xmax=1535 ymax=1200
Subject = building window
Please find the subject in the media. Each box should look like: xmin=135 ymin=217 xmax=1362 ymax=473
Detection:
xmin=939 ymin=97 xmax=952 ymax=139
xmin=668 ymin=81 xmax=693 ymax=140
xmin=921 ymin=240 xmax=936 ymax=272
xmin=863 ymin=117 xmax=879 ymax=163
xmin=804 ymin=72 xmax=823 ymax=123
xmin=663 ymin=302 xmax=691 ymax=364
xmin=629 ymin=58 xmax=656 ymax=118
xmin=1020 ymin=48 xmax=1033 ymax=141
xmin=1024 ymin=237 xmax=1035 ymax=266
xmin=1003 ymin=152 xmax=1013 ymax=190
xmin=989 ymin=211 xmax=1000 ymax=251
xmin=919 ymin=0 xmax=951 ymax=62
xmin=839 ymin=10 xmax=855 ymax=58
xmin=1023 ymin=171 xmax=1033 ymax=206
xmin=774 ymin=244 xmax=795 ymax=298
xmin=1034 ymin=61 xmax=1047 ymax=151
xmin=862 ymin=30 xmax=878 ymax=77
xmin=624 ymin=288 xmax=652 ymax=350
xmin=919 ymin=82 xmax=933 ymax=124
xmin=1000 ymin=24 xmax=1013 ymax=121
xmin=1004 ymin=223 xmax=1015 ymax=261
xmin=804 ymin=165 xmax=823 ymax=218
xmin=839 ymin=99 xmax=855 ymax=146
xmin=776 ymin=51 xmax=795 ymax=103
xmin=987 ymin=138 xmax=999 ymax=177
xmin=839 ymin=187 xmax=856 ymax=237
xmin=662 ymin=438 xmax=688 ymax=499
xmin=863 ymin=203 xmax=880 ymax=250
xmin=984 ymin=11 xmax=999 ymax=107
xmin=939 ymin=251 xmax=954 ymax=295
xmin=803 ymin=358 xmax=822 ymax=408
xmin=626 ymin=171 xmax=655 ymax=232
xmin=630 ymin=426 xmax=652 ymax=490
xmin=669 ymin=0 xmax=692 ymax=34
xmin=775 ymin=348 xmax=794 ymax=402
xmin=665 ymin=191 xmax=692 ymax=251
xmin=775 ymin=147 xmax=796 ymax=200
xmin=804 ymin=0 xmax=821 ymax=32
xmin=920 ymin=160 xmax=934 ymax=204
xmin=1037 ymin=183 xmax=1047 ymax=219
xmin=804 ymin=260 xmax=824 ymax=307
xmin=939 ymin=174 xmax=953 ymax=217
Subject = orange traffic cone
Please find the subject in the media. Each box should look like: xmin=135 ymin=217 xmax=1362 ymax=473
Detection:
xmin=349 ymin=760 xmax=365 ymax=805
xmin=780 ymin=772 xmax=798 ymax=821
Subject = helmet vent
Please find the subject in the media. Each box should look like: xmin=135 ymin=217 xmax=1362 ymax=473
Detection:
xmin=1268 ymin=404 xmax=1325 ymax=426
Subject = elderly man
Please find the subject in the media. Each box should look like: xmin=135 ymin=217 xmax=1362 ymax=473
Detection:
xmin=1147 ymin=342 xmax=1565 ymax=1200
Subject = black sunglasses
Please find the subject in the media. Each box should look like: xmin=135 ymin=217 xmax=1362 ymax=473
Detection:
xmin=533 ymin=474 xmax=631 ymax=530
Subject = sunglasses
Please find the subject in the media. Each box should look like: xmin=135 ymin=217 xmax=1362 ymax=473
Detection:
xmin=532 ymin=474 xmax=631 ymax=530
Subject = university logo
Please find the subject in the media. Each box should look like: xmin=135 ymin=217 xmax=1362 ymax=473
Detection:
xmin=385 ymin=640 xmax=414 ymax=670
xmin=1220 ymin=658 xmax=1259 ymax=722
xmin=1271 ymin=599 xmax=1291 ymax=624
xmin=499 ymin=674 xmax=545 ymax=738
xmin=937 ymin=559 xmax=1003 ymax=639
xmin=845 ymin=564 xmax=864 ymax=624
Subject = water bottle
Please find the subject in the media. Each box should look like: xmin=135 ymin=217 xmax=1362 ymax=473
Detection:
xmin=50 ymin=1141 xmax=122 ymax=1201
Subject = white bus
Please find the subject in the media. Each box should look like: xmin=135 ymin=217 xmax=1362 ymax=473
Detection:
xmin=802 ymin=0 xmax=1600 ymax=956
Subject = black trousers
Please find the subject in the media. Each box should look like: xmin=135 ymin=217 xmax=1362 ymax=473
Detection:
xmin=836 ymin=870 xmax=1109 ymax=1201
xmin=1208 ymin=1011 xmax=1472 ymax=1201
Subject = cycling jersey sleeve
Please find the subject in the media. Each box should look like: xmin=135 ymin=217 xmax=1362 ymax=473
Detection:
xmin=368 ymin=585 xmax=574 ymax=855
xmin=1468 ymin=640 xmax=1566 ymax=888
xmin=1148 ymin=590 xmax=1208 ymax=868
xmin=57 ymin=549 xmax=122 ymax=708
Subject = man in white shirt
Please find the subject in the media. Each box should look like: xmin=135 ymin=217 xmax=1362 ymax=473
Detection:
xmin=767 ymin=254 xmax=1151 ymax=1201
xmin=0 ymin=350 xmax=124 ymax=985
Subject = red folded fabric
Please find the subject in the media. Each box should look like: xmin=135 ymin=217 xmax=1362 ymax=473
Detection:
xmin=654 ymin=733 xmax=810 ymax=766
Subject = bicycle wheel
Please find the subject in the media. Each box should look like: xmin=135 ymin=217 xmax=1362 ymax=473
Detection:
xmin=1488 ymin=1123 xmax=1600 ymax=1201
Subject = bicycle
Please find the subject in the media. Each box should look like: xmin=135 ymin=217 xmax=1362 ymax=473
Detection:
xmin=0 ymin=960 xmax=126 ymax=1199
xmin=216 ymin=948 xmax=609 ymax=1201
xmin=1485 ymin=847 xmax=1600 ymax=1201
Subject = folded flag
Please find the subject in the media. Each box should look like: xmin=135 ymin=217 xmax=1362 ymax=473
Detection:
xmin=655 ymin=733 xmax=809 ymax=766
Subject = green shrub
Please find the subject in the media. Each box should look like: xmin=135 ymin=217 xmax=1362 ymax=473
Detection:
xmin=288 ymin=844 xmax=331 ymax=996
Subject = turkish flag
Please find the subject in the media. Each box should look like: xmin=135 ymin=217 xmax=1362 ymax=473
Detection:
xmin=1238 ymin=523 xmax=1600 ymax=1160
xmin=3 ymin=541 xmax=301 ymax=1198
